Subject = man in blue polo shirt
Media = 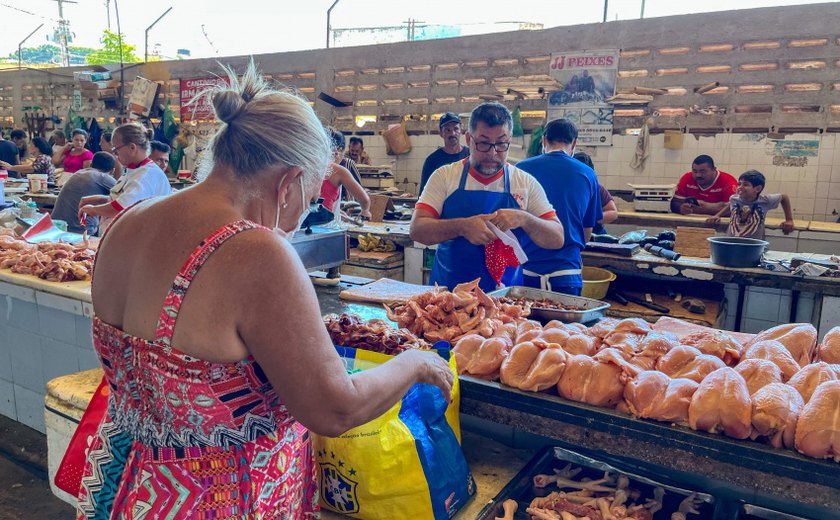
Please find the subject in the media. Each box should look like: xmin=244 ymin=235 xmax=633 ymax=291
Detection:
xmin=516 ymin=118 xmax=601 ymax=295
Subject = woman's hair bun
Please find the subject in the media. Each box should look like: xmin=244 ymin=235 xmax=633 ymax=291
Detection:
xmin=144 ymin=126 xmax=154 ymax=141
xmin=213 ymin=89 xmax=247 ymax=124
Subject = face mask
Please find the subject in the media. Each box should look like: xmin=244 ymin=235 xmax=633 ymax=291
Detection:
xmin=274 ymin=177 xmax=310 ymax=239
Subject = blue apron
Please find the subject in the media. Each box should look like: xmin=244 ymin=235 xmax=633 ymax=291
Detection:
xmin=429 ymin=160 xmax=523 ymax=292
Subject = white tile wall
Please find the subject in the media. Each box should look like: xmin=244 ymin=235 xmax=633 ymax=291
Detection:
xmin=357 ymin=131 xmax=838 ymax=222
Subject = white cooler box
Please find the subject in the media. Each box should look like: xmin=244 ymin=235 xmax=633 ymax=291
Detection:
xmin=628 ymin=183 xmax=676 ymax=213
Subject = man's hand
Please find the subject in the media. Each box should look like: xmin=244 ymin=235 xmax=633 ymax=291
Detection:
xmin=360 ymin=209 xmax=372 ymax=219
xmin=490 ymin=208 xmax=528 ymax=232
xmin=706 ymin=216 xmax=721 ymax=227
xmin=0 ymin=161 xmax=11 ymax=170
xmin=461 ymin=214 xmax=497 ymax=245
xmin=781 ymin=220 xmax=795 ymax=234
xmin=679 ymin=202 xmax=695 ymax=215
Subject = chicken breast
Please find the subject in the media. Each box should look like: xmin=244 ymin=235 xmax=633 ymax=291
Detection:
xmin=657 ymin=345 xmax=726 ymax=383
xmin=453 ymin=334 xmax=484 ymax=374
xmin=795 ymin=380 xmax=840 ymax=461
xmin=734 ymin=358 xmax=782 ymax=396
xmin=500 ymin=341 xmax=540 ymax=388
xmin=519 ymin=347 xmax=568 ymax=392
xmin=749 ymin=323 xmax=818 ymax=367
xmin=540 ymin=327 xmax=571 ymax=347
xmin=612 ymin=317 xmax=653 ymax=335
xmin=743 ymin=340 xmax=800 ymax=382
xmin=557 ymin=354 xmax=626 ymax=408
xmin=751 ymin=383 xmax=804 ymax=449
xmin=817 ymin=327 xmax=840 ymax=364
xmin=688 ymin=367 xmax=752 ymax=439
xmin=787 ymin=362 xmax=838 ymax=403
xmin=681 ymin=330 xmax=744 ymax=366
xmin=563 ymin=334 xmax=598 ymax=356
xmin=465 ymin=337 xmax=509 ymax=378
xmin=589 ymin=317 xmax=620 ymax=339
xmin=624 ymin=371 xmax=699 ymax=426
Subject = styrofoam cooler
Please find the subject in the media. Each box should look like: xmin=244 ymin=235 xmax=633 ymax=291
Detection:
xmin=44 ymin=368 xmax=103 ymax=506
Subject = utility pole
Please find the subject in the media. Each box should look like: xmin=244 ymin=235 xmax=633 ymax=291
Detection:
xmin=640 ymin=0 xmax=646 ymax=19
xmin=145 ymin=7 xmax=173 ymax=62
xmin=326 ymin=0 xmax=341 ymax=49
xmin=603 ymin=0 xmax=609 ymax=22
xmin=105 ymin=0 xmax=111 ymax=30
xmin=18 ymin=24 xmax=45 ymax=70
xmin=51 ymin=0 xmax=78 ymax=67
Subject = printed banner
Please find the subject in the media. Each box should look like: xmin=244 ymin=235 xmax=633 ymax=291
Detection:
xmin=179 ymin=76 xmax=229 ymax=122
xmin=547 ymin=49 xmax=619 ymax=146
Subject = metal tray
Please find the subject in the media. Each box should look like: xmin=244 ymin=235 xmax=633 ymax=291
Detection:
xmin=476 ymin=444 xmax=715 ymax=520
xmin=489 ymin=286 xmax=610 ymax=324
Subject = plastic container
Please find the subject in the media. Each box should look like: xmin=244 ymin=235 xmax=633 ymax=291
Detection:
xmin=28 ymin=174 xmax=48 ymax=193
xmin=581 ymin=266 xmax=617 ymax=299
xmin=708 ymin=236 xmax=768 ymax=268
xmin=52 ymin=219 xmax=68 ymax=232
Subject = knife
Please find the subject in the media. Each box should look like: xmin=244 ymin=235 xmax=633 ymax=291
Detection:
xmin=612 ymin=289 xmax=671 ymax=313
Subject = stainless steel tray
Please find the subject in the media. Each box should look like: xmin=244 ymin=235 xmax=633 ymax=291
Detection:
xmin=489 ymin=286 xmax=610 ymax=324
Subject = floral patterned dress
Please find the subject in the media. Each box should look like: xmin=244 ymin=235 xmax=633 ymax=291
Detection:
xmin=77 ymin=220 xmax=319 ymax=519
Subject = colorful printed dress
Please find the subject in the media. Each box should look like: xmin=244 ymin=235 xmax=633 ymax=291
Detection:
xmin=77 ymin=220 xmax=319 ymax=519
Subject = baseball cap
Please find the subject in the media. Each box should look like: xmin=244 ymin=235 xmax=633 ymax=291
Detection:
xmin=439 ymin=112 xmax=461 ymax=129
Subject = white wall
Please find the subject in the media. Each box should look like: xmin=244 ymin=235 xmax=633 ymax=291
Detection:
xmin=360 ymin=131 xmax=838 ymax=223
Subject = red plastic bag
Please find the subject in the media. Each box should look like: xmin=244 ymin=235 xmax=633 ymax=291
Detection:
xmin=485 ymin=239 xmax=521 ymax=288
xmin=54 ymin=377 xmax=109 ymax=496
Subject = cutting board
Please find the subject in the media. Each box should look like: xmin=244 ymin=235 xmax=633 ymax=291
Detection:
xmin=339 ymin=278 xmax=438 ymax=304
xmin=585 ymin=242 xmax=640 ymax=257
xmin=606 ymin=291 xmax=719 ymax=327
xmin=675 ymin=226 xmax=714 ymax=258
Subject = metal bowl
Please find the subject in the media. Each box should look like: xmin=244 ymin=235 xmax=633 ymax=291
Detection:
xmin=708 ymin=236 xmax=768 ymax=268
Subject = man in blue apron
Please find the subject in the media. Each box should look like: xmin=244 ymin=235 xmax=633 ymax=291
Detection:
xmin=516 ymin=118 xmax=602 ymax=296
xmin=410 ymin=102 xmax=566 ymax=293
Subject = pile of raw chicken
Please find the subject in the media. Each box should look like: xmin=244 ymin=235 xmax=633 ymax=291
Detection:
xmin=384 ymin=279 xmax=529 ymax=343
xmin=0 ymin=228 xmax=94 ymax=282
xmin=324 ymin=313 xmax=430 ymax=355
xmin=452 ymin=315 xmax=840 ymax=463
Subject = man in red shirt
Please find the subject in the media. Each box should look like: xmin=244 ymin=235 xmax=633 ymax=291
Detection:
xmin=670 ymin=155 xmax=737 ymax=215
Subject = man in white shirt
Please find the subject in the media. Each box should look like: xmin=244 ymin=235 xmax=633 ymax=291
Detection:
xmin=410 ymin=102 xmax=565 ymax=291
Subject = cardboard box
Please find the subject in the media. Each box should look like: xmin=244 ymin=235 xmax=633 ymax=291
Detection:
xmin=78 ymin=79 xmax=120 ymax=90
xmin=96 ymin=88 xmax=118 ymax=100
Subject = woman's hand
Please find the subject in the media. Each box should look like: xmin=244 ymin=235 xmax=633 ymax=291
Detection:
xmin=0 ymin=161 xmax=10 ymax=170
xmin=400 ymin=349 xmax=454 ymax=402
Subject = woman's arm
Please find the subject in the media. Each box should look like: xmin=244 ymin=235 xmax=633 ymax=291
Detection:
xmin=1 ymin=161 xmax=33 ymax=174
xmin=332 ymin=164 xmax=371 ymax=217
xmin=236 ymin=234 xmax=453 ymax=437
xmin=52 ymin=145 xmax=68 ymax=167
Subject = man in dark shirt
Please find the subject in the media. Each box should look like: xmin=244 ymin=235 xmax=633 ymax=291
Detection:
xmin=419 ymin=112 xmax=469 ymax=195
xmin=10 ymin=129 xmax=28 ymax=162
xmin=52 ymin=152 xmax=117 ymax=235
xmin=0 ymin=134 xmax=20 ymax=168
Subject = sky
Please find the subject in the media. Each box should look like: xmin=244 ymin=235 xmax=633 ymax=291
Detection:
xmin=0 ymin=0 xmax=835 ymax=62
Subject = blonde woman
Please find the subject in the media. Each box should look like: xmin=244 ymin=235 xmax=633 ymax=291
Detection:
xmin=77 ymin=63 xmax=452 ymax=519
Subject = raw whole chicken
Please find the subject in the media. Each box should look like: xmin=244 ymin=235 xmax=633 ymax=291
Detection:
xmin=594 ymin=348 xmax=642 ymax=379
xmin=602 ymin=332 xmax=645 ymax=354
xmin=452 ymin=335 xmax=508 ymax=379
xmin=515 ymin=320 xmax=543 ymax=343
xmin=751 ymin=383 xmax=804 ymax=449
xmin=688 ymin=367 xmax=753 ymax=439
xmin=624 ymin=371 xmax=699 ymax=425
xmin=734 ymin=358 xmax=782 ymax=396
xmin=748 ymin=323 xmax=817 ymax=367
xmin=787 ymin=362 xmax=838 ymax=403
xmin=500 ymin=342 xmax=567 ymax=392
xmin=562 ymin=334 xmax=598 ymax=356
xmin=795 ymin=380 xmax=840 ymax=461
xmin=680 ymin=330 xmax=744 ymax=366
xmin=656 ymin=345 xmax=726 ymax=383
xmin=742 ymin=340 xmax=800 ymax=382
xmin=539 ymin=327 xmax=571 ymax=347
xmin=817 ymin=327 xmax=840 ymax=364
xmin=589 ymin=317 xmax=620 ymax=339
xmin=557 ymin=354 xmax=626 ymax=408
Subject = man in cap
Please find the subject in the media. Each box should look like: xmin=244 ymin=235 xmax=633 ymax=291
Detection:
xmin=419 ymin=112 xmax=470 ymax=195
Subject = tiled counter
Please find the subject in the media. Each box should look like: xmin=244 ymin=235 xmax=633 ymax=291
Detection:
xmin=0 ymin=271 xmax=95 ymax=433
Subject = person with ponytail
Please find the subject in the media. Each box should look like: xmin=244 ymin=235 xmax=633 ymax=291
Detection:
xmin=77 ymin=122 xmax=171 ymax=231
xmin=77 ymin=62 xmax=452 ymax=519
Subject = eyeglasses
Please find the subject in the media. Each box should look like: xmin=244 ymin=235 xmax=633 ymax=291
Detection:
xmin=110 ymin=144 xmax=129 ymax=154
xmin=473 ymin=140 xmax=511 ymax=153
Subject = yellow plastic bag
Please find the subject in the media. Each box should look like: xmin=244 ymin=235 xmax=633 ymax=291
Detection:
xmin=314 ymin=346 xmax=475 ymax=519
